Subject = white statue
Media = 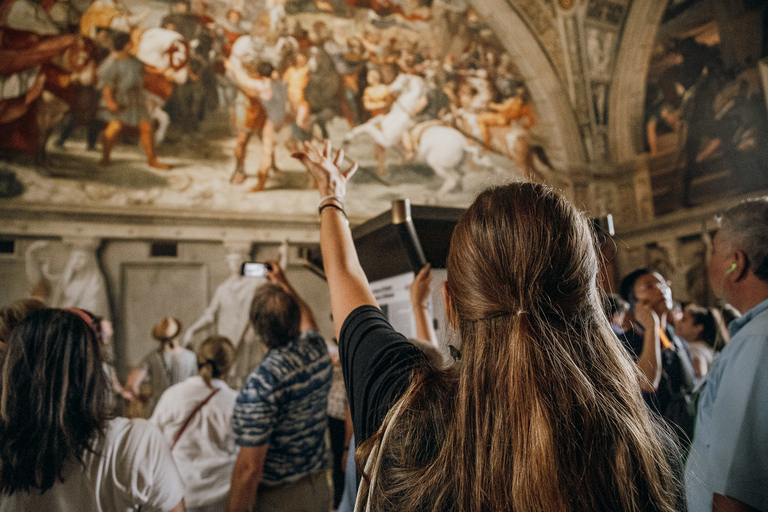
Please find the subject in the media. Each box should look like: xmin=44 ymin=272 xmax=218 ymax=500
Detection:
xmin=25 ymin=240 xmax=111 ymax=320
xmin=182 ymin=251 xmax=266 ymax=348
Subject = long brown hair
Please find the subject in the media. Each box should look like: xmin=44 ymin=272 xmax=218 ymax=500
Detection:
xmin=0 ymin=309 xmax=111 ymax=495
xmin=357 ymin=183 xmax=682 ymax=511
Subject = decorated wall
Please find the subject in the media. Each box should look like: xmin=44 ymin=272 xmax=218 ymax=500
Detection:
xmin=0 ymin=0 xmax=554 ymax=222
xmin=643 ymin=0 xmax=768 ymax=215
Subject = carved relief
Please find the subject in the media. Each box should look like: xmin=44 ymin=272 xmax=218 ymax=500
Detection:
xmin=586 ymin=27 xmax=615 ymax=76
xmin=586 ymin=0 xmax=625 ymax=26
xmin=591 ymin=82 xmax=609 ymax=125
xmin=25 ymin=238 xmax=111 ymax=320
xmin=564 ymin=15 xmax=589 ymax=125
xmin=588 ymin=130 xmax=608 ymax=161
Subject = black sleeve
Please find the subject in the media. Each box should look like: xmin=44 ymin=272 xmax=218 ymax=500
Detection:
xmin=339 ymin=305 xmax=426 ymax=443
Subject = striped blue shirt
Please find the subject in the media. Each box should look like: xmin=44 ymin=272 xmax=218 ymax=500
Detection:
xmin=232 ymin=330 xmax=332 ymax=486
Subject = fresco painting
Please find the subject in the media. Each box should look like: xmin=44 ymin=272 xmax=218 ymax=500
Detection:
xmin=0 ymin=0 xmax=544 ymax=218
xmin=644 ymin=0 xmax=768 ymax=214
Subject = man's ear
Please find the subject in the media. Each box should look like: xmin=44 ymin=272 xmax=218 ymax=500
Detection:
xmin=730 ymin=250 xmax=749 ymax=282
xmin=442 ymin=281 xmax=457 ymax=329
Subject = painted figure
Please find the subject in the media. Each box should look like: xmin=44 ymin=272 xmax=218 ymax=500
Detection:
xmin=0 ymin=0 xmax=76 ymax=155
xmin=97 ymin=31 xmax=170 ymax=169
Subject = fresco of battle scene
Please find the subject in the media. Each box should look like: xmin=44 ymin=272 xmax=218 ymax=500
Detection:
xmin=0 ymin=0 xmax=548 ymax=218
xmin=644 ymin=0 xmax=768 ymax=215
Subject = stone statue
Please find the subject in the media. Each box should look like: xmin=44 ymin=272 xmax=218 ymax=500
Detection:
xmin=183 ymin=250 xmax=266 ymax=347
xmin=184 ymin=245 xmax=291 ymax=387
xmin=25 ymin=239 xmax=111 ymax=320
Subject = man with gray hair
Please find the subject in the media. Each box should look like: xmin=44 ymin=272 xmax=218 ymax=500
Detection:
xmin=685 ymin=197 xmax=768 ymax=512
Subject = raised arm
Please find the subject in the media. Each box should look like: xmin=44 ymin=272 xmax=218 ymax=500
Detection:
xmin=182 ymin=294 xmax=220 ymax=347
xmin=293 ymin=141 xmax=375 ymax=339
xmin=633 ymin=301 xmax=663 ymax=392
xmin=224 ymin=58 xmax=269 ymax=98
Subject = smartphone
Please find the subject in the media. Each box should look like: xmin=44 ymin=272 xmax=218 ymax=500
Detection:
xmin=241 ymin=262 xmax=271 ymax=278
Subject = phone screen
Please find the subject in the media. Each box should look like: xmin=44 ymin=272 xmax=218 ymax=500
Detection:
xmin=241 ymin=262 xmax=269 ymax=278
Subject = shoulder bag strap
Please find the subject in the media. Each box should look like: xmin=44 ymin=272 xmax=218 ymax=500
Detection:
xmin=171 ymin=387 xmax=220 ymax=449
xmin=354 ymin=398 xmax=407 ymax=512
xmin=156 ymin=348 xmax=172 ymax=388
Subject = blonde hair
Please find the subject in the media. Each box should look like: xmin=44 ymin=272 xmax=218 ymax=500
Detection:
xmin=357 ymin=183 xmax=683 ymax=511
xmin=197 ymin=336 xmax=235 ymax=388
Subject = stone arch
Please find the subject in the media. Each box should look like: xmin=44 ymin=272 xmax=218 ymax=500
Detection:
xmin=608 ymin=0 xmax=668 ymax=164
xmin=469 ymin=0 xmax=586 ymax=169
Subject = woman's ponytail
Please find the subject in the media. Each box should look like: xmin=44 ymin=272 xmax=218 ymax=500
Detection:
xmin=197 ymin=336 xmax=235 ymax=388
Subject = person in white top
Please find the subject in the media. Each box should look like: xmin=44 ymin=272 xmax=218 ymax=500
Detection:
xmin=151 ymin=335 xmax=239 ymax=512
xmin=0 ymin=307 xmax=184 ymax=512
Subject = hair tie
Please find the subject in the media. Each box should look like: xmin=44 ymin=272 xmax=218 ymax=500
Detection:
xmin=198 ymin=359 xmax=216 ymax=370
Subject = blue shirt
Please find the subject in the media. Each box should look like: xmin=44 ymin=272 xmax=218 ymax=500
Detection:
xmin=232 ymin=330 xmax=332 ymax=487
xmin=685 ymin=298 xmax=768 ymax=511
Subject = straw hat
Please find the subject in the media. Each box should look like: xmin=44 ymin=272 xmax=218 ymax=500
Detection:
xmin=152 ymin=317 xmax=182 ymax=342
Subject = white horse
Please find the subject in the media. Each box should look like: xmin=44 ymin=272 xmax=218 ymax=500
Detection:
xmin=418 ymin=125 xmax=496 ymax=196
xmin=344 ymin=73 xmax=425 ymax=148
xmin=344 ymin=73 xmax=496 ymax=195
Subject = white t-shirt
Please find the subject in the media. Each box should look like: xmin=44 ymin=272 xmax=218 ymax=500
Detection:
xmin=0 ymin=417 xmax=184 ymax=512
xmin=150 ymin=376 xmax=239 ymax=508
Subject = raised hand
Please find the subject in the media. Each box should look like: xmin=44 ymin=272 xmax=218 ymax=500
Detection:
xmin=410 ymin=264 xmax=433 ymax=309
xmin=634 ymin=300 xmax=659 ymax=331
xmin=292 ymin=140 xmax=358 ymax=200
xmin=264 ymin=260 xmax=290 ymax=290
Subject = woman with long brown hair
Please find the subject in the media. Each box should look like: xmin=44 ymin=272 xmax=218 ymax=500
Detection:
xmin=294 ymin=141 xmax=684 ymax=511
xmin=0 ymin=308 xmax=184 ymax=511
